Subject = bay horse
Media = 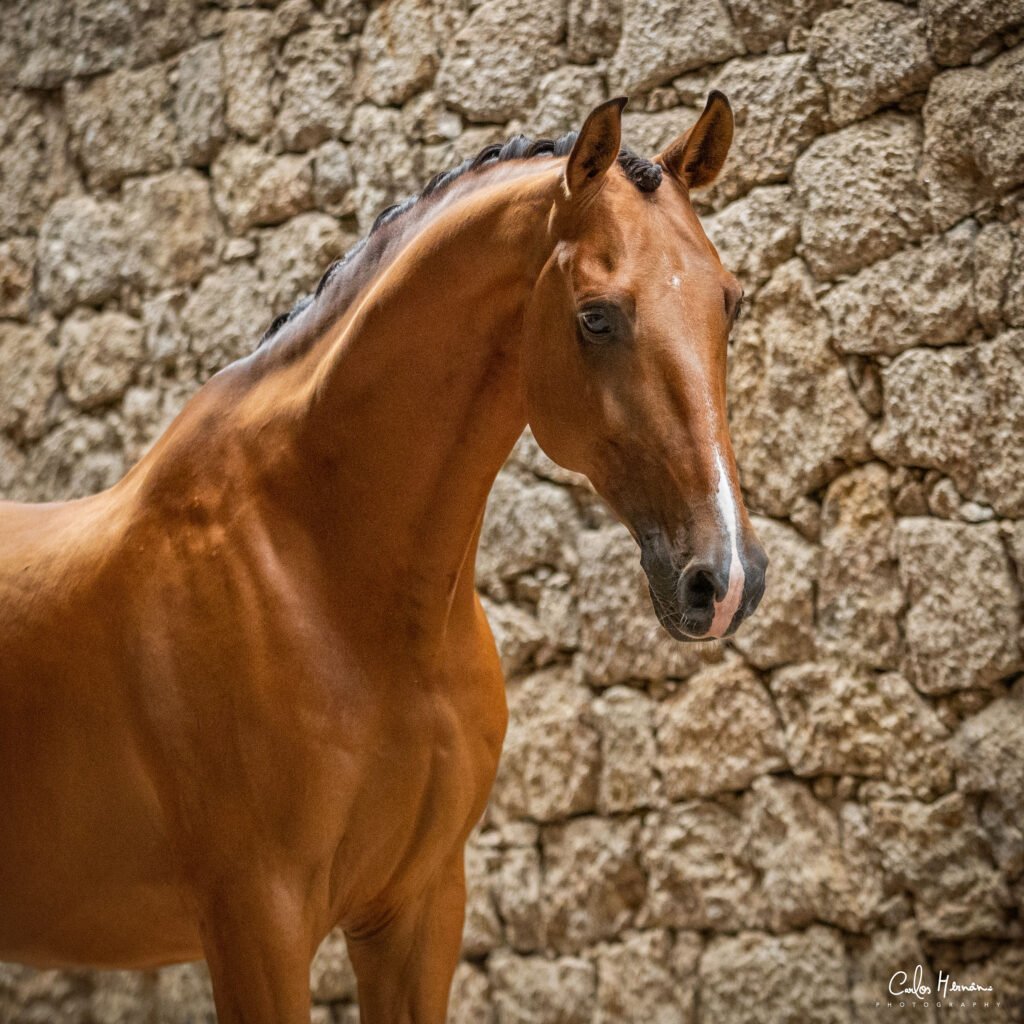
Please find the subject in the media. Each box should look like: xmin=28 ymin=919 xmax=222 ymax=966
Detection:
xmin=0 ymin=94 xmax=766 ymax=1022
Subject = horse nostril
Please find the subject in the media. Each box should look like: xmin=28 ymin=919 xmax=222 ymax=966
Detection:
xmin=679 ymin=564 xmax=718 ymax=613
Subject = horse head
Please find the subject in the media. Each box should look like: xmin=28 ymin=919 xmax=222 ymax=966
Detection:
xmin=522 ymin=95 xmax=767 ymax=641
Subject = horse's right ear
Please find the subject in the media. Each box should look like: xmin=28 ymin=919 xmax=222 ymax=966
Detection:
xmin=564 ymin=97 xmax=627 ymax=200
xmin=657 ymin=91 xmax=734 ymax=190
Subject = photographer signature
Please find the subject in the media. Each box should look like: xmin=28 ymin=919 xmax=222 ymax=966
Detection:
xmin=890 ymin=964 xmax=995 ymax=998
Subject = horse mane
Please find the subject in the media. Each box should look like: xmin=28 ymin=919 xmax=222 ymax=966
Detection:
xmin=254 ymin=130 xmax=663 ymax=355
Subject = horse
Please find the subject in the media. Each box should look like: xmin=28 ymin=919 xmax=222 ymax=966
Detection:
xmin=0 ymin=94 xmax=766 ymax=1022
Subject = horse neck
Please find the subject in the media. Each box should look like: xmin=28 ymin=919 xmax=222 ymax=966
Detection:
xmin=236 ymin=169 xmax=559 ymax=636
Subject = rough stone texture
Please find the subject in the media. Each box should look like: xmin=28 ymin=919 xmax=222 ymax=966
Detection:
xmin=182 ymin=262 xmax=274 ymax=377
xmin=0 ymin=0 xmax=194 ymax=90
xmin=936 ymin=945 xmax=1024 ymax=1024
xmin=309 ymin=929 xmax=357 ymax=1002
xmin=36 ymin=197 xmax=125 ymax=316
xmin=0 ymin=92 xmax=73 ymax=236
xmin=476 ymin=470 xmax=580 ymax=596
xmin=744 ymin=777 xmax=893 ymax=932
xmin=793 ymin=114 xmax=931 ymax=279
xmin=620 ymin=107 xmax=697 ymax=159
xmin=868 ymin=793 xmax=1013 ymax=939
xmin=0 ymin=964 xmax=93 ymax=1023
xmin=256 ymin=213 xmax=351 ymax=311
xmin=357 ymin=0 xmax=439 ymax=106
xmin=641 ymin=799 xmax=760 ymax=931
xmin=592 ymin=686 xmax=660 ymax=813
xmin=488 ymin=952 xmax=595 ymax=1024
xmin=0 ymin=322 xmax=58 ymax=441
xmin=816 ymin=464 xmax=903 ymax=668
xmin=122 ymin=171 xmax=221 ymax=292
xmin=541 ymin=816 xmax=646 ymax=952
xmin=608 ymin=0 xmax=742 ymax=94
xmin=346 ymin=103 xmax=430 ymax=230
xmin=449 ymin=963 xmax=494 ymax=1024
xmin=974 ymin=219 xmax=1018 ymax=334
xmin=921 ymin=0 xmax=1024 ymax=67
xmin=490 ymin=668 xmax=599 ymax=824
xmin=824 ymin=222 xmax=977 ymax=357
xmin=463 ymin=840 xmax=503 ymax=958
xmin=874 ymin=331 xmax=1024 ymax=517
xmin=706 ymin=55 xmax=828 ymax=204
xmin=493 ymin=840 xmax=544 ymax=954
xmin=212 ymin=145 xmax=315 ymax=233
xmin=154 ymin=962 xmax=215 ymax=1024
xmin=0 ymin=237 xmax=35 ymax=320
xmin=656 ymin=659 xmax=787 ymax=798
xmin=175 ymin=41 xmax=226 ymax=167
xmin=278 ymin=27 xmax=357 ymax=151
xmin=4 ymin=3 xmax=1024 ymax=1021
xmin=1004 ymin=219 xmax=1024 ymax=330
xmin=895 ymin=519 xmax=1021 ymax=693
xmin=479 ymin=598 xmax=545 ymax=678
xmin=700 ymin=927 xmax=852 ymax=1024
xmin=12 ymin=416 xmax=125 ymax=505
xmin=808 ymin=2 xmax=936 ymax=127
xmin=727 ymin=260 xmax=871 ymax=516
xmin=594 ymin=930 xmax=691 ymax=1024
xmin=221 ymin=10 xmax=275 ymax=141
xmin=922 ymin=46 xmax=1024 ymax=228
xmin=725 ymin=0 xmax=838 ymax=54
xmin=59 ymin=312 xmax=144 ymax=411
xmin=953 ymin=698 xmax=1024 ymax=875
xmin=529 ymin=67 xmax=608 ymax=140
xmin=769 ymin=663 xmax=951 ymax=797
xmin=847 ymin=921 xmax=935 ymax=1023
xmin=65 ymin=65 xmax=177 ymax=191
xmin=703 ymin=185 xmax=801 ymax=291
xmin=437 ymin=0 xmax=564 ymax=123
xmin=567 ymin=0 xmax=622 ymax=63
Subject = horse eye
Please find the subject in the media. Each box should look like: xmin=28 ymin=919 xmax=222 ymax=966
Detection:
xmin=578 ymin=308 xmax=613 ymax=338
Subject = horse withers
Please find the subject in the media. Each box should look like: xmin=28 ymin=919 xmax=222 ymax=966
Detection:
xmin=0 ymin=94 xmax=766 ymax=1021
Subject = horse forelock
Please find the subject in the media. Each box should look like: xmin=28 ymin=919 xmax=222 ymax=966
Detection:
xmin=255 ymin=129 xmax=663 ymax=356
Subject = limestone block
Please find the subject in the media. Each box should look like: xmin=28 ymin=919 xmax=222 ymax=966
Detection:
xmin=66 ymin=65 xmax=176 ymax=191
xmin=490 ymin=667 xmax=599 ymax=823
xmin=876 ymin=332 xmax=1024 ymax=517
xmin=60 ymin=311 xmax=144 ymax=410
xmin=437 ymin=0 xmax=566 ymax=123
xmin=808 ymin=2 xmax=935 ymax=126
xmin=793 ymin=114 xmax=931 ymax=279
xmin=655 ymin=659 xmax=787 ymax=799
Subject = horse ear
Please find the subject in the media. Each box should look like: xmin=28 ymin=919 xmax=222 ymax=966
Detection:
xmin=564 ymin=96 xmax=627 ymax=199
xmin=657 ymin=91 xmax=734 ymax=190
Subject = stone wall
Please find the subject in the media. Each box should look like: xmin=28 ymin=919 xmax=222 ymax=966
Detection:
xmin=2 ymin=0 xmax=1024 ymax=1020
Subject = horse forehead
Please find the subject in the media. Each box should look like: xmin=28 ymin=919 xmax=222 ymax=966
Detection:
xmin=609 ymin=189 xmax=713 ymax=269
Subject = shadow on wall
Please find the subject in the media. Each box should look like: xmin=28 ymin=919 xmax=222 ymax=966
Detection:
xmin=2 ymin=0 xmax=1024 ymax=1020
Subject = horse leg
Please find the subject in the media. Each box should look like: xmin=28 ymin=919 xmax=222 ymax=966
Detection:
xmin=347 ymin=853 xmax=466 ymax=1024
xmin=197 ymin=882 xmax=314 ymax=1024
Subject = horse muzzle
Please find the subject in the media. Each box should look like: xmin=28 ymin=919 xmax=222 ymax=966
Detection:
xmin=639 ymin=531 xmax=767 ymax=641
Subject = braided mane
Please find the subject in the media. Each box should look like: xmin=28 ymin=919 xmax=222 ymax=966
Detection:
xmin=256 ymin=130 xmax=662 ymax=353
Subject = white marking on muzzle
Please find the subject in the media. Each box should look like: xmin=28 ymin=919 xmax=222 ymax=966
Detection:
xmin=705 ymin=449 xmax=745 ymax=639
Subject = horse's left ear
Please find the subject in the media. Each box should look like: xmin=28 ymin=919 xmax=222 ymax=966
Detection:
xmin=657 ymin=91 xmax=734 ymax=189
xmin=564 ymin=96 xmax=627 ymax=199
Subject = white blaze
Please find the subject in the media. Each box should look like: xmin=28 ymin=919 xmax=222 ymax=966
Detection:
xmin=705 ymin=449 xmax=745 ymax=639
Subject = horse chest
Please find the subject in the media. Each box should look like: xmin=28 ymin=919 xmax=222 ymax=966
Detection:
xmin=319 ymin=645 xmax=507 ymax=927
